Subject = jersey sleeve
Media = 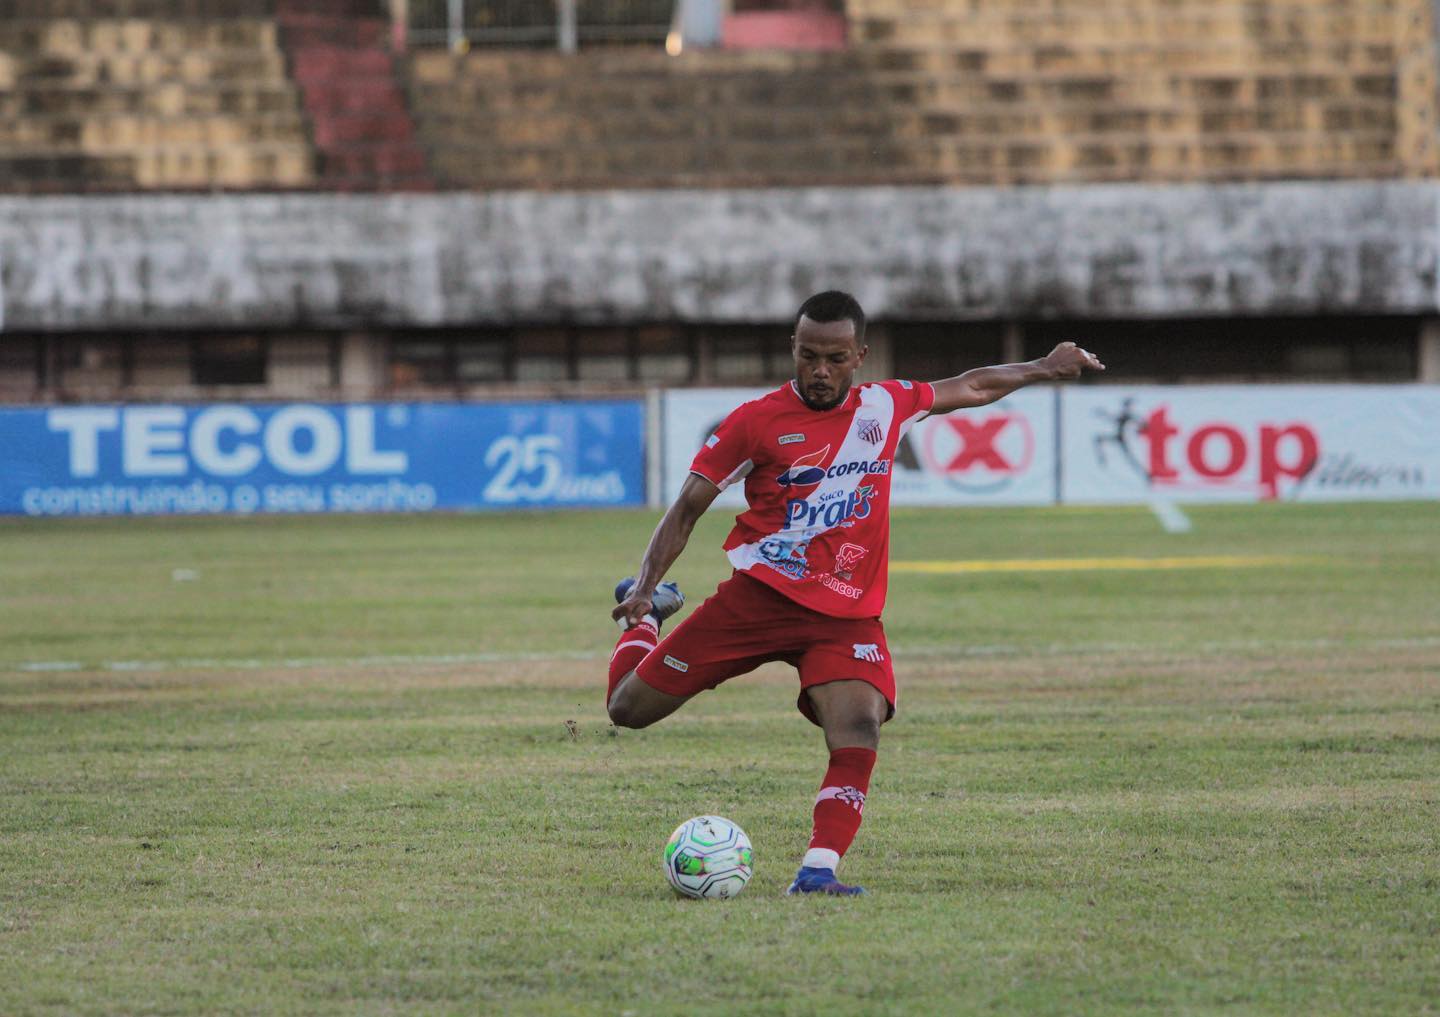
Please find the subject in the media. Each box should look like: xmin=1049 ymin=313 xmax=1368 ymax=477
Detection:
xmin=886 ymin=379 xmax=936 ymax=438
xmin=689 ymin=402 xmax=758 ymax=491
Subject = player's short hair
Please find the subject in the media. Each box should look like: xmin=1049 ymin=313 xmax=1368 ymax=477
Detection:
xmin=794 ymin=290 xmax=866 ymax=344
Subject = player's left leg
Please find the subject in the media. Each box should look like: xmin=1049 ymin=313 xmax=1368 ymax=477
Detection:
xmin=786 ymin=679 xmax=887 ymax=896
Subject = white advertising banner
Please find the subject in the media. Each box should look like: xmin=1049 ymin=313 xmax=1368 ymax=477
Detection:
xmin=660 ymin=388 xmax=767 ymax=508
xmin=893 ymin=388 xmax=1057 ymax=506
xmin=659 ymin=386 xmax=1058 ymax=508
xmin=1061 ymin=385 xmax=1440 ymax=503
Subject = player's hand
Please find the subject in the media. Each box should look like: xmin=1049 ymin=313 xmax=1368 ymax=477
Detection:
xmin=612 ymin=590 xmax=654 ymax=629
xmin=1044 ymin=341 xmax=1105 ymax=379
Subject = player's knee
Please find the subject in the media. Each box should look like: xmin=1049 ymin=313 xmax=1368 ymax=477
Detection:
xmin=853 ymin=716 xmax=883 ymax=746
xmin=606 ymin=694 xmax=650 ymax=729
xmin=831 ymin=715 xmax=882 ymax=749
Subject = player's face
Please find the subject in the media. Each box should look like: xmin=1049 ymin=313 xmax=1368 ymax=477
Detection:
xmin=791 ymin=316 xmax=866 ymax=411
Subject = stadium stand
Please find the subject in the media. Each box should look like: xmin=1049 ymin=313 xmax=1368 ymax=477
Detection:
xmin=0 ymin=0 xmax=314 ymax=191
xmin=0 ymin=0 xmax=429 ymax=192
xmin=3 ymin=0 xmax=1434 ymax=192
xmin=846 ymin=0 xmax=1440 ymax=183
xmin=405 ymin=46 xmax=925 ymax=189
xmin=274 ymin=0 xmax=430 ymax=189
xmin=405 ymin=0 xmax=1440 ymax=189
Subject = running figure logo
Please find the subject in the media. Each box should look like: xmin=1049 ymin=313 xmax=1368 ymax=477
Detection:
xmin=833 ymin=542 xmax=867 ymax=580
xmin=1093 ymin=397 xmax=1152 ymax=482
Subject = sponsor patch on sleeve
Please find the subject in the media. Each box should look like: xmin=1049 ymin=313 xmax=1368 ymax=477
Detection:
xmin=662 ymin=654 xmax=690 ymax=672
xmin=898 ymin=379 xmax=914 ymax=390
xmin=778 ymin=433 xmax=806 ymax=445
xmin=705 ymin=434 xmax=720 ymax=448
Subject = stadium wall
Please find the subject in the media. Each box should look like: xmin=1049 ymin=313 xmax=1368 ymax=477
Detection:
xmin=4 ymin=180 xmax=1439 ymax=332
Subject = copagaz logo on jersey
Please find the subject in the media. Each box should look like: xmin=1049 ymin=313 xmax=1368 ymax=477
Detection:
xmin=777 ymin=445 xmax=891 ymax=491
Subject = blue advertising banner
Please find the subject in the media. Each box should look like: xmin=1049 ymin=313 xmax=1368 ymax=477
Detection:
xmin=0 ymin=401 xmax=644 ymax=516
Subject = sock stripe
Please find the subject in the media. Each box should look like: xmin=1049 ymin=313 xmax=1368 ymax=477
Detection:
xmin=814 ymin=785 xmax=866 ymax=813
xmin=610 ymin=639 xmax=657 ymax=661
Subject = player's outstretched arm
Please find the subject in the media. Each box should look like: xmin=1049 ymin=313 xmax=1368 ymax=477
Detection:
xmin=928 ymin=341 xmax=1104 ymax=416
xmin=612 ymin=473 xmax=721 ymax=628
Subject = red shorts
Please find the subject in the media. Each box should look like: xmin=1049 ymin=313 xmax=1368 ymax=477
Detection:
xmin=634 ymin=571 xmax=896 ymax=726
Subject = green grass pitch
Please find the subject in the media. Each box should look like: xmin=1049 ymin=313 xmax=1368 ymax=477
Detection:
xmin=2 ymin=502 xmax=1438 ymax=1015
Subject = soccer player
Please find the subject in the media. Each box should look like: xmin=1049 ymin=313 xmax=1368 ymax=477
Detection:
xmin=607 ymin=290 xmax=1104 ymax=895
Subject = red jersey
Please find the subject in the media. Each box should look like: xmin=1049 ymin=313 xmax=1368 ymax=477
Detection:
xmin=688 ymin=378 xmax=936 ymax=619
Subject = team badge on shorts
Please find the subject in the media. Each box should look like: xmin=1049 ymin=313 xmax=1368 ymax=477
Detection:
xmin=852 ymin=643 xmax=884 ymax=663
xmin=855 ymin=417 xmax=883 ymax=445
xmin=663 ymin=655 xmax=690 ymax=672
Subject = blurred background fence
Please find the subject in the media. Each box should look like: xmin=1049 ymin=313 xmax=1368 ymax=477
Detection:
xmin=404 ymin=0 xmax=673 ymax=51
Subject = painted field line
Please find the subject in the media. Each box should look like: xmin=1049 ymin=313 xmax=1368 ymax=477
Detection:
xmin=891 ymin=555 xmax=1312 ymax=574
xmin=897 ymin=635 xmax=1440 ymax=658
xmin=1148 ymin=498 xmax=1193 ymax=533
xmin=5 ymin=634 xmax=1437 ymax=677
xmin=6 ymin=650 xmax=601 ymax=675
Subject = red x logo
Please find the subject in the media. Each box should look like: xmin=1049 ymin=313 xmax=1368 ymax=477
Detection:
xmin=944 ymin=416 xmax=1012 ymax=471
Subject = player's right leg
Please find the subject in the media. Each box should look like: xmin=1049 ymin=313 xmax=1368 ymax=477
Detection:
xmin=606 ymin=572 xmax=782 ymax=729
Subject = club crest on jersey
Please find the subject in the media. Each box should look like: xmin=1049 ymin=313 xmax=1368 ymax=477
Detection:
xmin=778 ymin=433 xmax=806 ymax=445
xmin=855 ymin=417 xmax=883 ymax=445
xmin=777 ymin=444 xmax=831 ymax=489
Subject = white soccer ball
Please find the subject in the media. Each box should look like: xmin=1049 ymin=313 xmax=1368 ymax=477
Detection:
xmin=663 ymin=815 xmax=754 ymax=899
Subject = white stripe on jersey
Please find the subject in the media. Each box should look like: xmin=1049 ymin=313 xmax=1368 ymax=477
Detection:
xmin=726 ymin=384 xmax=897 ymax=573
xmin=716 ymin=458 xmax=754 ymax=491
xmin=898 ymin=403 xmax=929 ymax=439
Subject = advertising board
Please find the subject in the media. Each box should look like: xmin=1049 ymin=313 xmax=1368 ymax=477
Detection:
xmin=660 ymin=385 xmax=1057 ymax=507
xmin=1061 ymin=386 xmax=1440 ymax=503
xmin=0 ymin=401 xmax=645 ymax=516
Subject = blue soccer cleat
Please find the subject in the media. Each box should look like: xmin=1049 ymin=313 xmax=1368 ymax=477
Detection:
xmin=785 ymin=866 xmax=865 ymax=896
xmin=613 ymin=577 xmax=685 ymax=631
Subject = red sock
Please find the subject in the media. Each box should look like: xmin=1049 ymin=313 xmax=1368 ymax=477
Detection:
xmin=607 ymin=620 xmax=658 ymax=704
xmin=803 ymin=746 xmax=877 ymax=871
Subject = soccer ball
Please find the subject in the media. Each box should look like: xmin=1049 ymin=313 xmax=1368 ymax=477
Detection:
xmin=663 ymin=815 xmax=753 ymax=899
